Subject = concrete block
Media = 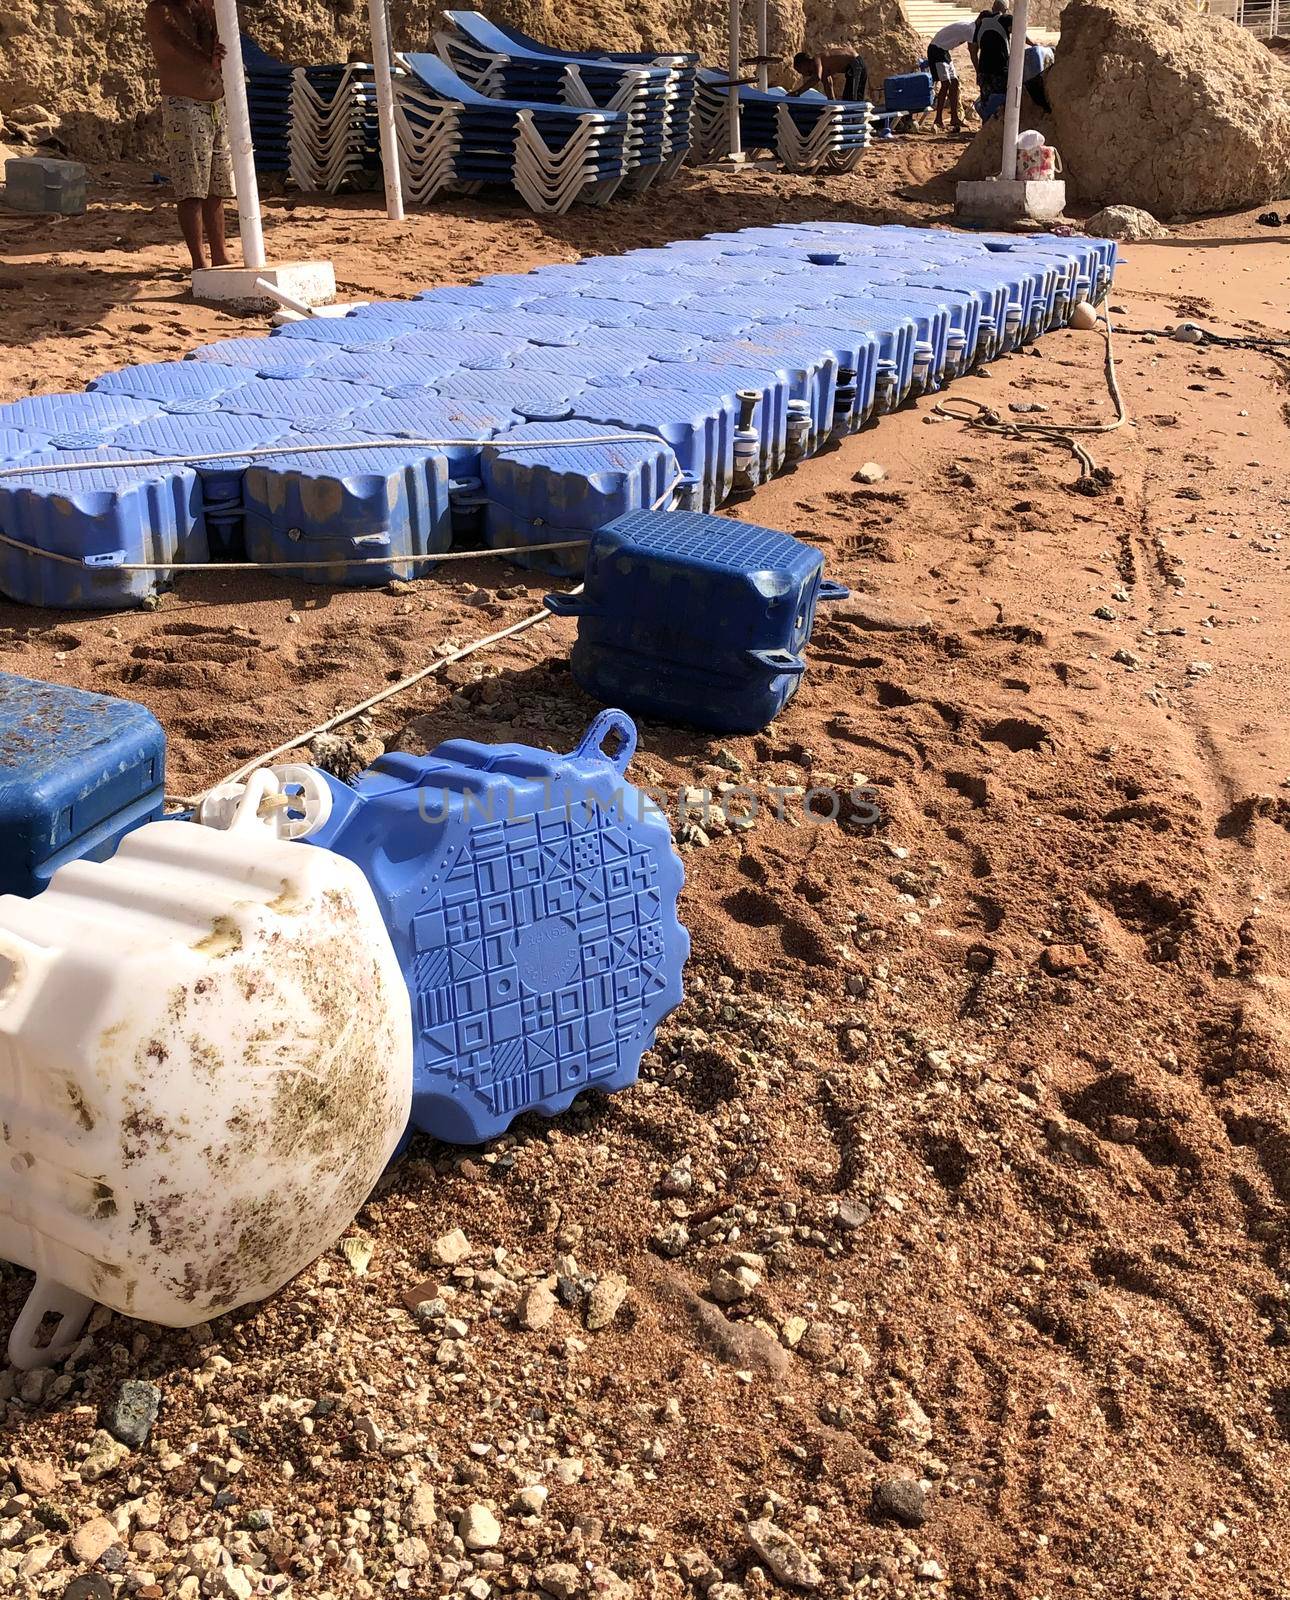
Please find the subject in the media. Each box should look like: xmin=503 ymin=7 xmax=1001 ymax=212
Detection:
xmin=190 ymin=260 xmax=337 ymax=310
xmin=3 ymin=155 xmax=86 ymax=215
xmin=954 ymin=178 xmax=1067 ymax=224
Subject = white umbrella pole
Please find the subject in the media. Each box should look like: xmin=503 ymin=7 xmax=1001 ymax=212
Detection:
xmin=212 ymin=0 xmax=266 ymax=269
xmin=728 ymin=0 xmax=743 ymax=159
xmin=367 ymin=0 xmax=405 ymax=220
xmin=999 ymin=0 xmax=1030 ymax=180
xmin=755 ymin=0 xmax=769 ymax=91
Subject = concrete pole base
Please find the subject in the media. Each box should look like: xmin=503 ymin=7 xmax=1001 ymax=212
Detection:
xmin=190 ymin=260 xmax=337 ymax=309
xmin=954 ymin=178 xmax=1067 ymax=225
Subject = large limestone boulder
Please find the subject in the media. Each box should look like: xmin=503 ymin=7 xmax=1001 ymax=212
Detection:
xmin=1086 ymin=204 xmax=1171 ymax=240
xmin=952 ymin=0 xmax=1290 ymax=215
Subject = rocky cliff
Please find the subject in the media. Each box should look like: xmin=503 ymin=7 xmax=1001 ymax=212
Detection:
xmin=0 ymin=0 xmax=922 ymax=160
xmin=952 ymin=0 xmax=1290 ymax=215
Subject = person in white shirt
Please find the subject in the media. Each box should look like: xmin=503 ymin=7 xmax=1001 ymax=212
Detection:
xmin=926 ymin=18 xmax=974 ymax=132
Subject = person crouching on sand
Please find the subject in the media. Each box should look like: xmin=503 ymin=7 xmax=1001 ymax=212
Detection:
xmin=791 ymin=49 xmax=869 ymax=103
xmin=144 ymin=0 xmax=235 ymax=272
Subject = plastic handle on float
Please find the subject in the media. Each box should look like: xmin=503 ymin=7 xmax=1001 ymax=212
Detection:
xmin=265 ymin=763 xmax=336 ymax=839
xmin=227 ymin=770 xmax=286 ymax=834
xmin=0 ymin=924 xmax=51 ymax=1032
xmin=196 ymin=764 xmax=334 ymax=840
xmin=573 ymin=709 xmax=638 ymax=776
xmin=7 ymin=1278 xmax=94 ymax=1372
xmin=542 ymin=591 xmax=587 ymax=618
xmin=449 ymin=476 xmax=488 ymax=506
xmin=818 ymin=579 xmax=851 ymax=601
xmin=748 ymin=647 xmax=807 ymax=675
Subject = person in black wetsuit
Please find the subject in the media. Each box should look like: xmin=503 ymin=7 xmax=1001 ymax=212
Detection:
xmin=972 ymin=2 xmax=1051 ymax=117
xmin=971 ymin=1 xmax=1013 ymax=103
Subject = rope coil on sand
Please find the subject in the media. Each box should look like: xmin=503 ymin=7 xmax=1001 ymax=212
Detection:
xmin=933 ymin=301 xmax=1126 ymax=482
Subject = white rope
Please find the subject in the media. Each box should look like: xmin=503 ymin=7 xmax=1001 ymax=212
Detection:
xmin=0 ymin=431 xmax=672 ymax=480
xmin=0 ymin=530 xmax=590 ymax=572
xmin=0 ymin=470 xmax=685 ymax=573
xmin=167 ymin=588 xmax=583 ymax=809
xmin=164 ymin=470 xmax=681 ymax=806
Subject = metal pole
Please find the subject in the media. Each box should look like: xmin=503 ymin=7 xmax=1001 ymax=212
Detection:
xmin=756 ymin=0 xmax=769 ymax=91
xmin=367 ymin=0 xmax=405 ymax=221
xmin=999 ymin=0 xmax=1030 ymax=181
xmin=212 ymin=0 xmax=267 ymax=269
xmin=728 ymin=0 xmax=743 ymax=160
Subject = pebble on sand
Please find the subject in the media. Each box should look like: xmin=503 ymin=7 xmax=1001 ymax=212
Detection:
xmin=833 ymin=1200 xmax=871 ymax=1231
xmin=430 ymin=1228 xmax=472 ymax=1266
xmin=102 ymin=1378 xmax=162 ymax=1450
xmin=873 ymin=1476 xmax=929 ymax=1528
xmin=517 ymin=1281 xmax=558 ymax=1331
xmin=709 ymin=1265 xmax=761 ymax=1304
xmin=13 ymin=1457 xmax=59 ymax=1497
xmin=339 ymin=1234 xmax=374 ymax=1276
xmin=79 ymin=1431 xmax=131 ymax=1483
xmin=68 ymin=1515 xmax=118 ymax=1566
xmin=458 ymin=1502 xmax=502 ymax=1551
xmin=745 ymin=1519 xmax=824 ymax=1589
xmin=585 ymin=1274 xmax=629 ymax=1331
xmin=406 ymin=1482 xmax=437 ymax=1530
xmin=60 ymin=1578 xmax=114 ymax=1600
xmin=536 ymin=1562 xmax=583 ymax=1599
xmin=1041 ymin=942 xmax=1090 ymax=976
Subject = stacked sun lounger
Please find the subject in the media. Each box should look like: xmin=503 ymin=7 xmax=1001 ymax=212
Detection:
xmin=518 ymin=10 xmax=695 ymax=164
xmin=242 ymin=34 xmax=294 ymax=174
xmin=435 ymin=9 xmax=695 ymax=188
xmin=288 ymin=62 xmax=384 ymax=193
xmin=691 ymin=72 xmax=874 ymax=171
xmin=392 ymin=67 xmax=465 ymax=205
xmin=249 ymin=13 xmax=694 ymax=209
xmin=394 ymin=52 xmax=634 ymax=214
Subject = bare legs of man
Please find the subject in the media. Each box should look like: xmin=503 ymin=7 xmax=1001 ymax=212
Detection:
xmin=934 ymin=79 xmax=963 ymax=133
xmin=176 ymin=196 xmax=232 ymax=271
xmin=202 ymin=196 xmax=231 ymax=267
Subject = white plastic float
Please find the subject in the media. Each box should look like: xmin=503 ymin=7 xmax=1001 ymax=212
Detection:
xmin=0 ymin=772 xmax=412 ymax=1368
